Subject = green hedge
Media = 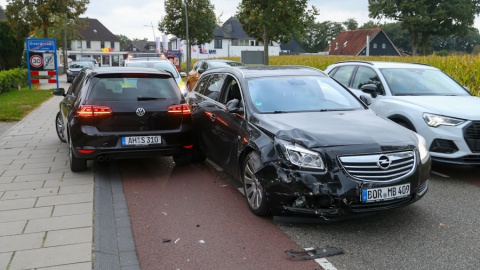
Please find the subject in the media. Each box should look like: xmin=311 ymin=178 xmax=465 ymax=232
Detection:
xmin=0 ymin=68 xmax=28 ymax=94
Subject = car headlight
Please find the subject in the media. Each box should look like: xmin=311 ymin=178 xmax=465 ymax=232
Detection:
xmin=415 ymin=133 xmax=430 ymax=164
xmin=276 ymin=139 xmax=325 ymax=170
xmin=423 ymin=113 xmax=465 ymax=127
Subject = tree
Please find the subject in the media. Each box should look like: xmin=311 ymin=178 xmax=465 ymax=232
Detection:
xmin=116 ymin=34 xmax=132 ymax=47
xmin=0 ymin=21 xmax=24 ymax=70
xmin=5 ymin=0 xmax=89 ymax=39
xmin=159 ymin=0 xmax=216 ymax=72
xmin=343 ymin=18 xmax=358 ymax=31
xmin=359 ymin=20 xmax=381 ymax=29
xmin=382 ymin=22 xmax=410 ymax=53
xmin=368 ymin=0 xmax=480 ymax=55
xmin=296 ymin=21 xmax=343 ymax=53
xmin=237 ymin=0 xmax=318 ymax=65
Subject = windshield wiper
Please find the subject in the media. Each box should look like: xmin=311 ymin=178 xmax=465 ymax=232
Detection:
xmin=137 ymin=97 xmax=166 ymax=101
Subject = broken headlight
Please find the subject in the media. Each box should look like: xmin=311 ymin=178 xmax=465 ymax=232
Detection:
xmin=276 ymin=139 xmax=325 ymax=170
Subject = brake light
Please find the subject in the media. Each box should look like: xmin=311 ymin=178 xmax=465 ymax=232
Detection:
xmin=78 ymin=149 xmax=95 ymax=154
xmin=167 ymin=104 xmax=191 ymax=115
xmin=77 ymin=105 xmax=112 ymax=118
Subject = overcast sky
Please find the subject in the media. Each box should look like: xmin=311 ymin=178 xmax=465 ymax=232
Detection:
xmin=1 ymin=0 xmax=480 ymax=40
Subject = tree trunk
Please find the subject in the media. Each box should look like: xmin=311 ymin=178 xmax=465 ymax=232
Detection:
xmin=43 ymin=27 xmax=48 ymax=38
xmin=263 ymin=25 xmax=269 ymax=65
xmin=410 ymin=30 xmax=418 ymax=56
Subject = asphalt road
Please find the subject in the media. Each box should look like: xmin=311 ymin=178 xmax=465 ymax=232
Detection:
xmin=118 ymin=158 xmax=480 ymax=270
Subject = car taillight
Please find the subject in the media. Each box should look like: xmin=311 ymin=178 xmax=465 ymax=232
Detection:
xmin=77 ymin=105 xmax=112 ymax=118
xmin=167 ymin=104 xmax=191 ymax=115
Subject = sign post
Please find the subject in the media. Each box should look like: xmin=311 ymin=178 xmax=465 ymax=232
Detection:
xmin=26 ymin=38 xmax=59 ymax=89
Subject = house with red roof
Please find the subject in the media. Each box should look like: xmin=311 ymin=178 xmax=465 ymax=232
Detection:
xmin=325 ymin=28 xmax=400 ymax=56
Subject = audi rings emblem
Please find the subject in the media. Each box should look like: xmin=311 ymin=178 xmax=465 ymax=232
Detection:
xmin=377 ymin=155 xmax=392 ymax=170
xmin=136 ymin=108 xmax=145 ymax=116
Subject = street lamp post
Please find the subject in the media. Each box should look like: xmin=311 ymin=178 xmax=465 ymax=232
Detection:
xmin=184 ymin=0 xmax=190 ymax=75
xmin=143 ymin=22 xmax=156 ymax=41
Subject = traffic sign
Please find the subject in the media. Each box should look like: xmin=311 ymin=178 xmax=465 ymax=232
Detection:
xmin=26 ymin=38 xmax=56 ymax=51
xmin=30 ymin=55 xmax=43 ymax=68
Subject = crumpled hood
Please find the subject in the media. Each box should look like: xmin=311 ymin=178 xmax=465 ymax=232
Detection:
xmin=388 ymin=96 xmax=480 ymax=120
xmin=255 ymin=110 xmax=416 ymax=149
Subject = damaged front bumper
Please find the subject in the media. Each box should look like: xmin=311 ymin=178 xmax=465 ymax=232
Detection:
xmin=255 ymin=159 xmax=430 ymax=221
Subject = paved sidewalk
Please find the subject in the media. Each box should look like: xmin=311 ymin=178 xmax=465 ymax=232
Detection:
xmin=0 ymin=77 xmax=94 ymax=270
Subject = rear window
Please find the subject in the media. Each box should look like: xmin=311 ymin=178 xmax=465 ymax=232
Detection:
xmin=88 ymin=76 xmax=180 ymax=101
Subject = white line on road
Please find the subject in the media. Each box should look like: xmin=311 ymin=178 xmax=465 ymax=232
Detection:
xmin=304 ymin=247 xmax=338 ymax=270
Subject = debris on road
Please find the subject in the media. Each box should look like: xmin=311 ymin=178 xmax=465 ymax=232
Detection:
xmin=285 ymin=246 xmax=344 ymax=260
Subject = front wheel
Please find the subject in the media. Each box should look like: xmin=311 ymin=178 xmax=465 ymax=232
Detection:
xmin=55 ymin=112 xmax=67 ymax=143
xmin=243 ymin=152 xmax=269 ymax=216
xmin=68 ymin=134 xmax=87 ymax=172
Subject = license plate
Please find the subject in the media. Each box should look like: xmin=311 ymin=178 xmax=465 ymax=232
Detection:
xmin=121 ymin=136 xmax=162 ymax=146
xmin=361 ymin=183 xmax=410 ymax=202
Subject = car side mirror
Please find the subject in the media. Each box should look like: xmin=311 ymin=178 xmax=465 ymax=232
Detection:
xmin=226 ymin=99 xmax=244 ymax=114
xmin=180 ymin=72 xmax=187 ymax=77
xmin=52 ymin=88 xmax=65 ymax=96
xmin=198 ymin=69 xmax=205 ymax=74
xmin=361 ymin=84 xmax=378 ymax=98
xmin=359 ymin=94 xmax=372 ymax=106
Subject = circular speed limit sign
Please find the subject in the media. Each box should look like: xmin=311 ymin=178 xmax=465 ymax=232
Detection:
xmin=30 ymin=55 xmax=43 ymax=68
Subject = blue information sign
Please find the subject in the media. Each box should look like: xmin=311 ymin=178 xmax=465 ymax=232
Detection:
xmin=26 ymin=38 xmax=56 ymax=52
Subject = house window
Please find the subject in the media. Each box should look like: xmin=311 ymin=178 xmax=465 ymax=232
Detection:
xmin=373 ymin=43 xmax=377 ymax=49
xmin=100 ymin=41 xmax=105 ymax=48
xmin=77 ymin=41 xmax=82 ymax=48
xmin=148 ymin=45 xmax=155 ymax=51
xmin=382 ymin=43 xmax=386 ymax=49
xmin=249 ymin=40 xmax=256 ymax=46
xmin=232 ymin=39 xmax=238 ymax=46
xmin=214 ymin=39 xmax=222 ymax=49
xmin=111 ymin=42 xmax=114 ymax=49
xmin=86 ymin=41 xmax=91 ymax=49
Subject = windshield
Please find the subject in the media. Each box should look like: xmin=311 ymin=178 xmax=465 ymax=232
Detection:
xmin=247 ymin=76 xmax=364 ymax=113
xmin=380 ymin=68 xmax=470 ymax=96
xmin=209 ymin=61 xmax=243 ymax=68
xmin=126 ymin=62 xmax=179 ymax=78
xmin=69 ymin=62 xmax=92 ymax=68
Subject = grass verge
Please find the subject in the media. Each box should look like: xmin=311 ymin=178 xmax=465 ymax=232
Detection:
xmin=0 ymin=87 xmax=53 ymax=121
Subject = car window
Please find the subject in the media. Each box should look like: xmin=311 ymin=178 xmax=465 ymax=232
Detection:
xmin=247 ymin=76 xmax=364 ymax=113
xmin=330 ymin=66 xmax=355 ymax=87
xmin=222 ymin=77 xmax=242 ymax=105
xmin=88 ymin=76 xmax=179 ymax=101
xmin=201 ymin=62 xmax=208 ymax=71
xmin=72 ymin=71 xmax=86 ymax=96
xmin=352 ymin=66 xmax=384 ymax=95
xmin=125 ymin=61 xmax=179 ymax=78
xmin=380 ymin=68 xmax=470 ymax=96
xmin=193 ymin=62 xmax=201 ymax=71
xmin=196 ymin=74 xmax=225 ymax=101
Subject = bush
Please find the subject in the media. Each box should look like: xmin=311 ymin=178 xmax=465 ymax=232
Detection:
xmin=0 ymin=68 xmax=28 ymax=94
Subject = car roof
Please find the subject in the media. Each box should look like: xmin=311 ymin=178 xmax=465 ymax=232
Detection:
xmin=203 ymin=65 xmax=326 ymax=79
xmin=331 ymin=60 xmax=438 ymax=70
xmin=88 ymin=67 xmax=172 ymax=77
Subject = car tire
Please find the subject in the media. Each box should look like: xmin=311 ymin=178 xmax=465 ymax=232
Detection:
xmin=68 ymin=134 xmax=87 ymax=172
xmin=55 ymin=112 xmax=67 ymax=143
xmin=243 ymin=152 xmax=270 ymax=216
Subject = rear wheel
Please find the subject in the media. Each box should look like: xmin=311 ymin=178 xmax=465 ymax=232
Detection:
xmin=55 ymin=112 xmax=67 ymax=143
xmin=243 ymin=152 xmax=269 ymax=216
xmin=68 ymin=134 xmax=87 ymax=172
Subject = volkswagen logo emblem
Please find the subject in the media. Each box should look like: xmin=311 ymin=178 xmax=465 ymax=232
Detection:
xmin=136 ymin=108 xmax=145 ymax=117
xmin=377 ymin=155 xmax=391 ymax=170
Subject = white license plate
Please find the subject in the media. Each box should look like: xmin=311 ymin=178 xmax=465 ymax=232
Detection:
xmin=361 ymin=183 xmax=410 ymax=202
xmin=121 ymin=136 xmax=162 ymax=146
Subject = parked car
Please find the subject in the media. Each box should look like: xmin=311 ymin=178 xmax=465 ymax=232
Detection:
xmin=78 ymin=57 xmax=98 ymax=67
xmin=124 ymin=59 xmax=187 ymax=96
xmin=186 ymin=59 xmax=243 ymax=91
xmin=324 ymin=61 xmax=480 ymax=166
xmin=53 ymin=67 xmax=201 ymax=172
xmin=187 ymin=65 xmax=431 ymax=221
xmin=66 ymin=61 xmax=94 ymax=83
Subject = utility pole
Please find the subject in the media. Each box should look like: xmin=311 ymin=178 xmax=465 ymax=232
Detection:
xmin=64 ymin=14 xmax=68 ymax=73
xmin=184 ymin=0 xmax=190 ymax=75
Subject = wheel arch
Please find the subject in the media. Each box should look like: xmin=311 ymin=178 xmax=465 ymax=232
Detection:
xmin=388 ymin=114 xmax=417 ymax=132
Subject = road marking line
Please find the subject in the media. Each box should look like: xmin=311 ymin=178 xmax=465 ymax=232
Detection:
xmin=305 ymin=247 xmax=338 ymax=270
xmin=431 ymin=171 xmax=450 ymax=178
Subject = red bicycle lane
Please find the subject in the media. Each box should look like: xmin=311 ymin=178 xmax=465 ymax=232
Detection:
xmin=120 ymin=158 xmax=321 ymax=270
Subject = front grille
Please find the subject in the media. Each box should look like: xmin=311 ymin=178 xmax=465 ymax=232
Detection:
xmin=339 ymin=151 xmax=416 ymax=182
xmin=464 ymin=121 xmax=480 ymax=152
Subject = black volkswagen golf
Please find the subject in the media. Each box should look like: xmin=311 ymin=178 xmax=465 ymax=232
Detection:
xmin=187 ymin=66 xmax=431 ymax=221
xmin=53 ymin=67 xmax=199 ymax=172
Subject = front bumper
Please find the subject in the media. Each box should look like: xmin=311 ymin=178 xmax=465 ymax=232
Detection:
xmin=255 ymin=159 xmax=430 ymax=221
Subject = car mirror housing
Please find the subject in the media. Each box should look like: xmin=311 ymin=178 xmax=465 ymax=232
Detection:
xmin=226 ymin=99 xmax=244 ymax=114
xmin=198 ymin=69 xmax=205 ymax=74
xmin=180 ymin=72 xmax=187 ymax=77
xmin=52 ymin=88 xmax=65 ymax=96
xmin=359 ymin=95 xmax=372 ymax=106
xmin=361 ymin=84 xmax=378 ymax=98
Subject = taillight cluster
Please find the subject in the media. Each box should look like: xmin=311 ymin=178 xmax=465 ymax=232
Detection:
xmin=167 ymin=104 xmax=191 ymax=115
xmin=77 ymin=105 xmax=112 ymax=118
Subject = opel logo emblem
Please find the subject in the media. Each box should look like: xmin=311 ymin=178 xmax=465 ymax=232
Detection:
xmin=377 ymin=155 xmax=391 ymax=170
xmin=136 ymin=108 xmax=145 ymax=116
